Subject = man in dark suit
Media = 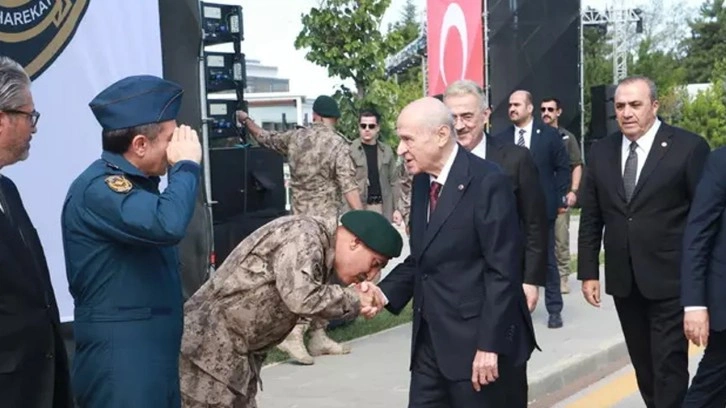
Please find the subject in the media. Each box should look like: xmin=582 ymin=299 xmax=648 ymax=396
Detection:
xmin=366 ymin=97 xmax=536 ymax=407
xmin=443 ymin=79 xmax=546 ymax=408
xmin=681 ymin=147 xmax=726 ymax=408
xmin=443 ymin=80 xmax=547 ymax=307
xmin=493 ymin=90 xmax=570 ymax=328
xmin=0 ymin=56 xmax=73 ymax=407
xmin=578 ymin=75 xmax=710 ymax=408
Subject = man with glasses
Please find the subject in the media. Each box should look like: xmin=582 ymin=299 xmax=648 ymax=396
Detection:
xmin=348 ymin=109 xmax=401 ymax=223
xmin=0 ymin=56 xmax=74 ymax=408
xmin=540 ymin=98 xmax=582 ymax=294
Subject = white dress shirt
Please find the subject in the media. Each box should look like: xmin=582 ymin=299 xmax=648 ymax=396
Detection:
xmin=514 ymin=119 xmax=534 ymax=149
xmin=470 ymin=137 xmax=487 ymax=160
xmin=620 ymin=118 xmax=660 ymax=182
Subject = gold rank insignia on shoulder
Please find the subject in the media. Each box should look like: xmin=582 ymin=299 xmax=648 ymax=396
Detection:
xmin=104 ymin=175 xmax=133 ymax=193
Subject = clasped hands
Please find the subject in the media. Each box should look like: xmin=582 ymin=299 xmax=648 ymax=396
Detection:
xmin=352 ymin=281 xmax=387 ymax=319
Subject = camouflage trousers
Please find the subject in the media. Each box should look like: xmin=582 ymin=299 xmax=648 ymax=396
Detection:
xmin=180 ymin=353 xmax=265 ymax=408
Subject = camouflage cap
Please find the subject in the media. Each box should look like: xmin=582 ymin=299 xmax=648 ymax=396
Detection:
xmin=341 ymin=210 xmax=403 ymax=258
xmin=312 ymin=95 xmax=341 ymax=118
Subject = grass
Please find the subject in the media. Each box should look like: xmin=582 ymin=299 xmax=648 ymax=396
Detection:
xmin=263 ymin=302 xmax=413 ymax=366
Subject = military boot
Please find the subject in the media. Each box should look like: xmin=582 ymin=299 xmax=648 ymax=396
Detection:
xmin=307 ymin=328 xmax=351 ymax=356
xmin=277 ymin=325 xmax=314 ymax=365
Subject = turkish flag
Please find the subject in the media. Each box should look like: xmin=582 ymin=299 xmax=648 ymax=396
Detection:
xmin=426 ymin=0 xmax=485 ymax=96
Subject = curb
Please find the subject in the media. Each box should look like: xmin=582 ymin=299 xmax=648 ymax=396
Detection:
xmin=528 ymin=336 xmax=628 ymax=402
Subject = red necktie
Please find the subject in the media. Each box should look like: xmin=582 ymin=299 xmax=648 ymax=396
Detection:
xmin=429 ymin=181 xmax=442 ymax=214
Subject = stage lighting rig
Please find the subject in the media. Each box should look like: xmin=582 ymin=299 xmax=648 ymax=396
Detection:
xmin=203 ymin=51 xmax=246 ymax=93
xmin=207 ymin=99 xmax=248 ymax=139
xmin=201 ymin=2 xmax=243 ymax=45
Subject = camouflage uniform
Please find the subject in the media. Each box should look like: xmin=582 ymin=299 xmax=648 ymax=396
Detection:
xmin=180 ymin=216 xmax=361 ymax=408
xmin=396 ymin=160 xmax=413 ymax=229
xmin=244 ymin=123 xmax=360 ymax=363
xmin=252 ymin=123 xmax=358 ymax=234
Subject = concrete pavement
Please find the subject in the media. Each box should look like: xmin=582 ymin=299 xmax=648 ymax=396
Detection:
xmin=257 ymin=215 xmax=630 ymax=407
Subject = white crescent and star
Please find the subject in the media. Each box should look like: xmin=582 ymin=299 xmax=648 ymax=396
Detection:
xmin=438 ymin=2 xmax=468 ymax=86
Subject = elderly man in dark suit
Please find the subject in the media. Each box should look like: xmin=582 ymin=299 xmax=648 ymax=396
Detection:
xmin=0 ymin=56 xmax=73 ymax=407
xmin=681 ymin=146 xmax=726 ymax=408
xmin=365 ymin=97 xmax=536 ymax=407
xmin=578 ymin=75 xmax=710 ymax=408
xmin=493 ymin=90 xmax=570 ymax=329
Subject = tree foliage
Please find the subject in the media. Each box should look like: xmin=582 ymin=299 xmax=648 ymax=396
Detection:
xmin=678 ymin=59 xmax=726 ymax=148
xmin=682 ymin=0 xmax=726 ymax=83
xmin=295 ymin=0 xmax=423 ymax=147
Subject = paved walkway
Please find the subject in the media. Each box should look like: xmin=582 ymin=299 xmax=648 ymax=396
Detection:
xmin=256 ymin=215 xmax=632 ymax=407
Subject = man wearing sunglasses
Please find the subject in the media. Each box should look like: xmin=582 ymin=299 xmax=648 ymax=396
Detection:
xmin=348 ymin=109 xmax=402 ymax=225
xmin=0 ymin=56 xmax=73 ymax=408
xmin=540 ymin=98 xmax=582 ymax=295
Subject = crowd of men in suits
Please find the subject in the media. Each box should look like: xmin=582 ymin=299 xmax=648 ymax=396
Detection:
xmin=2 ymin=45 xmax=726 ymax=408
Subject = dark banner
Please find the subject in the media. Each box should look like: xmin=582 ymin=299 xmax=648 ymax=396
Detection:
xmin=487 ymin=0 xmax=580 ymax=138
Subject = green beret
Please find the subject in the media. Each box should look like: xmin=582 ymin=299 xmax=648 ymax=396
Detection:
xmin=313 ymin=95 xmax=341 ymax=118
xmin=341 ymin=210 xmax=403 ymax=258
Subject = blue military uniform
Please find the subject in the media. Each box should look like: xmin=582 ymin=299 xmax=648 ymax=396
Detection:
xmin=61 ymin=75 xmax=200 ymax=408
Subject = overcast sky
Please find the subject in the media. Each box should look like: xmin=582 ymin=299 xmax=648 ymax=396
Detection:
xmin=208 ymin=0 xmax=703 ymax=97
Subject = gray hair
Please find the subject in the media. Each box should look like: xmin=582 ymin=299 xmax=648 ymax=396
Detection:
xmin=0 ymin=56 xmax=30 ymax=110
xmin=424 ymin=99 xmax=456 ymax=138
xmin=444 ymin=80 xmax=488 ymax=110
xmin=618 ymin=75 xmax=658 ymax=101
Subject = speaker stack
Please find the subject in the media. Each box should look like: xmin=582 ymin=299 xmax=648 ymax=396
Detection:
xmin=199 ymin=3 xmax=286 ymax=266
xmin=586 ymin=84 xmax=618 ymax=159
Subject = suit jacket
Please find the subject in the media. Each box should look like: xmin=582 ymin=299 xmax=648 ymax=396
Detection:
xmin=379 ymin=146 xmax=536 ymax=381
xmin=681 ymin=146 xmax=726 ymax=331
xmin=0 ymin=175 xmax=73 ymax=408
xmin=493 ymin=121 xmax=570 ymax=220
xmin=578 ymin=123 xmax=711 ymax=299
xmin=485 ymin=136 xmax=548 ymax=286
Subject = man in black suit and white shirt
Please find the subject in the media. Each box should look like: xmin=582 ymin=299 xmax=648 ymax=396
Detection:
xmin=442 ymin=79 xmax=546 ymax=407
xmin=365 ymin=97 xmax=536 ymax=407
xmin=0 ymin=56 xmax=73 ymax=407
xmin=493 ymin=90 xmax=570 ymax=329
xmin=578 ymin=76 xmax=710 ymax=408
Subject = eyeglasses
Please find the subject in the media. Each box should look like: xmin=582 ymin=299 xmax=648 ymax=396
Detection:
xmin=540 ymin=107 xmax=556 ymax=113
xmin=359 ymin=123 xmax=377 ymax=130
xmin=3 ymin=109 xmax=40 ymax=126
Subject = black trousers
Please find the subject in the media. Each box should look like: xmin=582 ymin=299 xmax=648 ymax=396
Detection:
xmin=408 ymin=322 xmax=522 ymax=408
xmin=683 ymin=329 xmax=726 ymax=408
xmin=613 ymin=285 xmax=689 ymax=408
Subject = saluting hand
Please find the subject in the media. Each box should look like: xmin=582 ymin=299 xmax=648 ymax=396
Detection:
xmin=167 ymin=125 xmax=202 ymax=166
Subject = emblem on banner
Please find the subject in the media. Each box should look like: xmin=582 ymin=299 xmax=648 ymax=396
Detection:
xmin=0 ymin=0 xmax=90 ymax=80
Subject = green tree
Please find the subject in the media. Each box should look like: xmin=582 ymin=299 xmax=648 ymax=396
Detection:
xmin=295 ymin=0 xmax=423 ymax=147
xmin=679 ymin=59 xmax=726 ymax=147
xmin=682 ymin=0 xmax=726 ymax=83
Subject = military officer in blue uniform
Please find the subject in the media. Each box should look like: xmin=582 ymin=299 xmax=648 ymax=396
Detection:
xmin=61 ymin=75 xmax=202 ymax=408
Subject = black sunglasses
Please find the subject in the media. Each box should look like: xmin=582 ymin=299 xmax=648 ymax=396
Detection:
xmin=359 ymin=123 xmax=377 ymax=130
xmin=541 ymin=107 xmax=556 ymax=113
xmin=4 ymin=109 xmax=40 ymax=126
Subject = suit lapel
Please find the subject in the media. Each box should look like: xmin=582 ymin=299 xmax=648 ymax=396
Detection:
xmin=610 ymin=136 xmax=626 ymax=202
xmin=485 ymin=138 xmax=504 ymax=163
xmin=410 ymin=173 xmax=429 ymax=258
xmin=529 ymin=122 xmax=544 ymax=156
xmin=420 ymin=148 xmax=471 ymax=257
xmin=630 ymin=125 xmax=672 ymax=201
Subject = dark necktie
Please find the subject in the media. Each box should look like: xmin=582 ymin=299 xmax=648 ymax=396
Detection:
xmin=429 ymin=181 xmax=442 ymax=215
xmin=517 ymin=128 xmax=526 ymax=147
xmin=623 ymin=141 xmax=638 ymax=202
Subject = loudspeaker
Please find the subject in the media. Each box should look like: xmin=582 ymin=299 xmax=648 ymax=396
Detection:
xmin=209 ymin=147 xmax=286 ymax=222
xmin=587 ymin=84 xmax=618 ymax=158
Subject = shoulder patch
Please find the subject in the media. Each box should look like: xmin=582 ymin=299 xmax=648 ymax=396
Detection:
xmin=104 ymin=175 xmax=132 ymax=193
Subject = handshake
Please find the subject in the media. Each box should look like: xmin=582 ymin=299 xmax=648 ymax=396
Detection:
xmin=353 ymin=282 xmax=387 ymax=319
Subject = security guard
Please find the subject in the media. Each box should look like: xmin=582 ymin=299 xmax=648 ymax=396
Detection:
xmin=180 ymin=211 xmax=403 ymax=408
xmin=237 ymin=96 xmax=363 ymax=365
xmin=61 ymin=75 xmax=202 ymax=408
